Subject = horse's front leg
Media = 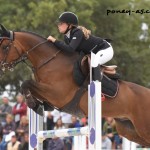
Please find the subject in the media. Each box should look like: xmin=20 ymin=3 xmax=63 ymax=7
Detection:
xmin=21 ymin=80 xmax=53 ymax=116
xmin=21 ymin=88 xmax=37 ymax=108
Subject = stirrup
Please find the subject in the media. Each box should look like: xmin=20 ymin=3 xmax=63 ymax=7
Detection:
xmin=101 ymin=65 xmax=117 ymax=74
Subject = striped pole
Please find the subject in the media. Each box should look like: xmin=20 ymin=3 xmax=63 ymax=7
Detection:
xmin=88 ymin=81 xmax=102 ymax=149
xmin=73 ymin=135 xmax=87 ymax=150
xmin=38 ymin=126 xmax=88 ymax=143
xmin=29 ymin=108 xmax=43 ymax=150
xmin=88 ymin=51 xmax=102 ymax=149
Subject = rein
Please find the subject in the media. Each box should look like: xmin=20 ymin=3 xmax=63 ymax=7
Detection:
xmin=35 ymin=50 xmax=61 ymax=70
xmin=0 ymin=36 xmax=61 ymax=75
xmin=22 ymin=40 xmax=61 ymax=72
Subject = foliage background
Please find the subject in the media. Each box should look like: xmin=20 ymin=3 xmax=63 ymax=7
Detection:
xmin=0 ymin=0 xmax=150 ymax=96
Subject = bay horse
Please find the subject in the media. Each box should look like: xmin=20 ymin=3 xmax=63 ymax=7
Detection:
xmin=0 ymin=24 xmax=150 ymax=146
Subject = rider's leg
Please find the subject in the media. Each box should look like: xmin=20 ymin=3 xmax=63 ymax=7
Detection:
xmin=91 ymin=46 xmax=113 ymax=81
xmin=91 ymin=46 xmax=114 ymax=67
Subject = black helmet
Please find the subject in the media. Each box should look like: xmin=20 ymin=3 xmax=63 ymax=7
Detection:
xmin=58 ymin=12 xmax=78 ymax=26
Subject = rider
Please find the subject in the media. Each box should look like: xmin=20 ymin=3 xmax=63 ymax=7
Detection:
xmin=47 ymin=11 xmax=114 ymax=68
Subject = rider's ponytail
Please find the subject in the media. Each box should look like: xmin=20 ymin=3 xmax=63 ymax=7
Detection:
xmin=77 ymin=26 xmax=91 ymax=40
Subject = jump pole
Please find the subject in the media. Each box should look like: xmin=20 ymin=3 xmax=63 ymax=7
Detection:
xmin=29 ymin=108 xmax=87 ymax=150
xmin=74 ymin=135 xmax=87 ymax=150
xmin=29 ymin=108 xmax=43 ymax=150
xmin=88 ymin=51 xmax=102 ymax=149
xmin=38 ymin=126 xmax=88 ymax=141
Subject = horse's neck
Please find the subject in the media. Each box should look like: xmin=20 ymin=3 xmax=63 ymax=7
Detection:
xmin=16 ymin=32 xmax=59 ymax=65
xmin=16 ymin=32 xmax=79 ymax=73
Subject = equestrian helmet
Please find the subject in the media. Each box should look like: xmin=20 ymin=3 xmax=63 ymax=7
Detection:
xmin=58 ymin=12 xmax=78 ymax=26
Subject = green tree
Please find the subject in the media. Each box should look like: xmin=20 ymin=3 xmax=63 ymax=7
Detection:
xmin=92 ymin=0 xmax=150 ymax=86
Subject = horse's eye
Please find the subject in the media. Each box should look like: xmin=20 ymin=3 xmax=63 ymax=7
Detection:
xmin=6 ymin=46 xmax=9 ymax=50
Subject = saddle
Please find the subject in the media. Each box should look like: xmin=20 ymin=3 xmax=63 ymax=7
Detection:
xmin=80 ymin=54 xmax=117 ymax=75
xmin=73 ymin=55 xmax=119 ymax=98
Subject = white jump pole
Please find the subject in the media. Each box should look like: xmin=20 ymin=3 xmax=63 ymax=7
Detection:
xmin=88 ymin=81 xmax=101 ymax=150
xmin=122 ymin=137 xmax=137 ymax=150
xmin=29 ymin=108 xmax=43 ymax=150
xmin=74 ymin=135 xmax=87 ymax=150
xmin=38 ymin=126 xmax=88 ymax=143
xmin=88 ymin=51 xmax=102 ymax=149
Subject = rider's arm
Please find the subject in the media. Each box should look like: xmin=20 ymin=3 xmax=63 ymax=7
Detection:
xmin=54 ymin=30 xmax=84 ymax=53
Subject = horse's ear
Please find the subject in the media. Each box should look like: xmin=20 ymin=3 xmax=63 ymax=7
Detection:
xmin=0 ymin=24 xmax=8 ymax=32
xmin=0 ymin=24 xmax=3 ymax=36
xmin=0 ymin=24 xmax=10 ymax=37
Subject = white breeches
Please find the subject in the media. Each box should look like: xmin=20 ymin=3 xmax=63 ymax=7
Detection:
xmin=91 ymin=45 xmax=114 ymax=67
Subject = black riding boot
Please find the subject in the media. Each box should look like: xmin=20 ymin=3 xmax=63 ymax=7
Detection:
xmin=92 ymin=65 xmax=101 ymax=81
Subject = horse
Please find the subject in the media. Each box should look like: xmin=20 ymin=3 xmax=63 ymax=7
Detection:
xmin=0 ymin=24 xmax=150 ymax=146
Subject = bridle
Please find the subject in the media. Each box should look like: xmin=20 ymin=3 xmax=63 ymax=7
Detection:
xmin=0 ymin=31 xmax=61 ymax=77
xmin=0 ymin=34 xmax=18 ymax=73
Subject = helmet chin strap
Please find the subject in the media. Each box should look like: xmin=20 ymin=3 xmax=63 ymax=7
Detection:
xmin=64 ymin=24 xmax=71 ymax=34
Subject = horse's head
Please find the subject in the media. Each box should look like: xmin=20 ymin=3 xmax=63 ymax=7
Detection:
xmin=0 ymin=24 xmax=22 ymax=77
xmin=0 ymin=24 xmax=54 ymax=78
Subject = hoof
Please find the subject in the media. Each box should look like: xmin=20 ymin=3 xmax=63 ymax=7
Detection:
xmin=43 ymin=102 xmax=54 ymax=111
xmin=26 ymin=99 xmax=36 ymax=108
xmin=33 ymin=105 xmax=44 ymax=116
xmin=24 ymin=91 xmax=36 ymax=108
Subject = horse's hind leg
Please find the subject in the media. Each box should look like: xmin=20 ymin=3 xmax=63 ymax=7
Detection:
xmin=131 ymin=115 xmax=150 ymax=145
xmin=115 ymin=119 xmax=150 ymax=147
